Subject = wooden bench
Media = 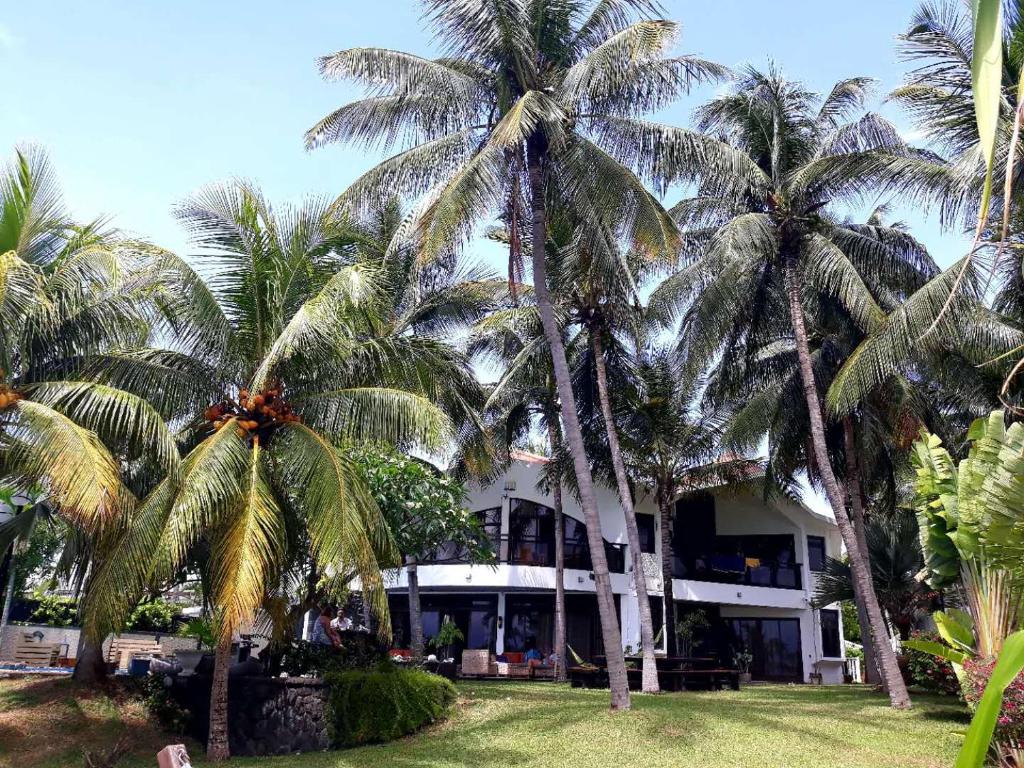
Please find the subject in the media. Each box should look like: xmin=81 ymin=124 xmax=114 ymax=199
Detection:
xmin=106 ymin=638 xmax=162 ymax=671
xmin=624 ymin=667 xmax=742 ymax=692
xmin=8 ymin=634 xmax=61 ymax=667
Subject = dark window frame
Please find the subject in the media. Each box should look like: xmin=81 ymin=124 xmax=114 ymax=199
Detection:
xmin=820 ymin=608 xmax=842 ymax=658
xmin=807 ymin=535 xmax=826 ymax=573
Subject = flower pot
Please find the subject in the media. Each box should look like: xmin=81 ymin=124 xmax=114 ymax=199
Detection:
xmin=174 ymin=649 xmax=208 ymax=676
xmin=739 ymin=672 xmax=752 ymax=684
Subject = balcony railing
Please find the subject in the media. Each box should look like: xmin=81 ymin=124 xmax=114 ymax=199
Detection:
xmin=423 ymin=535 xmax=627 ymax=574
xmin=672 ymin=555 xmax=803 ymax=590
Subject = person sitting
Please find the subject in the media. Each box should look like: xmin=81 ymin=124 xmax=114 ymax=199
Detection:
xmin=311 ymin=605 xmax=341 ymax=648
xmin=524 ymin=638 xmax=549 ymax=678
xmin=331 ymin=607 xmax=352 ymax=633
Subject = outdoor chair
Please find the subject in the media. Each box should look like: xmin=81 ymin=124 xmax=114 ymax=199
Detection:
xmin=460 ymin=649 xmax=496 ymax=677
xmin=8 ymin=633 xmax=61 ymax=667
xmin=106 ymin=637 xmax=163 ymax=672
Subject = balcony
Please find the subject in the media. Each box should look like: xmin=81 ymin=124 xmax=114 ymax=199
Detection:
xmin=672 ymin=554 xmax=802 ymax=591
xmin=423 ymin=534 xmax=627 ymax=574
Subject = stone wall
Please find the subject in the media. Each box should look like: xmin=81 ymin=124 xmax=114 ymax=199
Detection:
xmin=172 ymin=675 xmax=331 ymax=756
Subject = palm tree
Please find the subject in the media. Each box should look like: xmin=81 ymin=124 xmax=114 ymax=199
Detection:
xmin=0 ymin=147 xmax=181 ymax=677
xmin=80 ymin=182 xmax=468 ymax=760
xmin=813 ymin=512 xmax=933 ymax=642
xmin=308 ymin=0 xmax=730 ymax=708
xmin=599 ymin=342 xmax=761 ymax=658
xmin=470 ymin=296 xmax=572 ymax=681
xmin=554 ymin=235 xmax=662 ymax=691
xmin=653 ymin=68 xmax=922 ymax=707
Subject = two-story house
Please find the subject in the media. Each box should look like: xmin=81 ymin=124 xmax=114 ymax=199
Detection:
xmin=384 ymin=452 xmax=847 ymax=683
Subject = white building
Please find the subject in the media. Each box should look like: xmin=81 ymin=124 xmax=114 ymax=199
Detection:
xmin=385 ymin=453 xmax=847 ymax=684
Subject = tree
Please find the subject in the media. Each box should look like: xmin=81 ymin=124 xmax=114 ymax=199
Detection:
xmin=0 ymin=147 xmax=183 ymax=681
xmin=79 ymin=181 xmax=467 ymax=760
xmin=0 ymin=147 xmax=170 ymax=551
xmin=349 ymin=446 xmax=492 ymax=659
xmin=600 ymin=343 xmax=761 ymax=657
xmin=655 ymin=68 xmax=919 ymax=707
xmin=471 ymin=294 xmax=572 ymax=681
xmin=309 ymin=1 xmax=726 ymax=707
xmin=812 ymin=512 xmax=934 ymax=641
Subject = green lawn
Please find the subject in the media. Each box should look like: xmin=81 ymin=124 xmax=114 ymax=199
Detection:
xmin=0 ymin=677 xmax=966 ymax=768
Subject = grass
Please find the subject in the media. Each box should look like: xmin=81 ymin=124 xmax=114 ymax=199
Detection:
xmin=0 ymin=676 xmax=966 ymax=768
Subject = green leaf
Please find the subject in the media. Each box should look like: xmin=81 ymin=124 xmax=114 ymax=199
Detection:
xmin=903 ymin=638 xmax=969 ymax=667
xmin=955 ymin=630 xmax=1024 ymax=768
xmin=935 ymin=610 xmax=977 ymax=654
xmin=971 ymin=0 xmax=1003 ymax=228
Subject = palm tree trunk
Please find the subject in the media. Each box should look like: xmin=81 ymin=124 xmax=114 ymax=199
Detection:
xmin=72 ymin=636 xmax=108 ymax=684
xmin=0 ymin=546 xmax=16 ymax=650
xmin=658 ymin=486 xmax=678 ymax=658
xmin=842 ymin=416 xmax=883 ymax=688
xmin=206 ymin=636 xmax=232 ymax=761
xmin=783 ymin=259 xmax=910 ymax=708
xmin=407 ymin=555 xmax=424 ymax=660
xmin=590 ymin=329 xmax=659 ymax=693
xmin=547 ymin=415 xmax=568 ymax=682
xmin=527 ymin=136 xmax=630 ymax=710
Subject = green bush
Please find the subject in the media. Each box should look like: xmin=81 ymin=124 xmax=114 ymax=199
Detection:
xmin=325 ymin=664 xmax=455 ymax=747
xmin=29 ymin=594 xmax=78 ymax=627
xmin=125 ymin=599 xmax=180 ymax=633
xmin=904 ymin=630 xmax=961 ymax=696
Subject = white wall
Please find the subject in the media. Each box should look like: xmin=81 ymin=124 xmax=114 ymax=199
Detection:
xmin=406 ymin=458 xmax=848 ymax=679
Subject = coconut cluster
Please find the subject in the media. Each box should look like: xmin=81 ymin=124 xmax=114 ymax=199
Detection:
xmin=0 ymin=387 xmax=24 ymax=409
xmin=204 ymin=386 xmax=300 ymax=439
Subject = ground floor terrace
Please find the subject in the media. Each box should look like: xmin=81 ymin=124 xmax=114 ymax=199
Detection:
xmin=0 ymin=676 xmax=964 ymax=767
xmin=387 ymin=589 xmax=846 ymax=684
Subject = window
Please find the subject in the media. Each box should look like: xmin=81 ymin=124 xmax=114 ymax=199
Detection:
xmin=637 ymin=514 xmax=656 ymax=554
xmin=807 ymin=536 xmax=826 ymax=572
xmin=820 ymin=609 xmax=841 ymax=658
xmin=730 ymin=617 xmax=803 ymax=680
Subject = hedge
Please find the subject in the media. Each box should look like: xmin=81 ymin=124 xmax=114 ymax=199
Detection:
xmin=325 ymin=664 xmax=456 ymax=747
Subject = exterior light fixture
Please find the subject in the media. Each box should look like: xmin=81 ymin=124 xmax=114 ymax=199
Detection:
xmin=503 ymin=479 xmax=516 ymax=491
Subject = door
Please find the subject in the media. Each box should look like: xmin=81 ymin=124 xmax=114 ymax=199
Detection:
xmin=729 ymin=617 xmax=802 ymax=681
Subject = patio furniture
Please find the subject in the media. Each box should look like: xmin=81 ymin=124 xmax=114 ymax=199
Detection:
xmin=568 ymin=665 xmax=608 ymax=689
xmin=106 ymin=637 xmax=163 ymax=672
xmin=9 ymin=634 xmax=61 ymax=667
xmin=460 ymin=649 xmax=497 ymax=677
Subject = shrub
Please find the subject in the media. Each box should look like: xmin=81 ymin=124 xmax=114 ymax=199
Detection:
xmin=325 ymin=664 xmax=455 ymax=747
xmin=280 ymin=633 xmax=386 ymax=677
xmin=29 ymin=594 xmax=77 ymax=627
xmin=139 ymin=675 xmax=191 ymax=734
xmin=904 ymin=630 xmax=961 ymax=696
xmin=125 ymin=599 xmax=180 ymax=633
xmin=963 ymin=656 xmax=1024 ymax=748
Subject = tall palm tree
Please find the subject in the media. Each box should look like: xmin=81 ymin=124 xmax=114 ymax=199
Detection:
xmin=699 ymin=204 xmax=992 ymax=684
xmin=308 ymin=0 xmax=730 ymax=708
xmin=80 ymin=182 xmax=468 ymax=760
xmin=554 ymin=234 xmax=661 ymax=691
xmin=598 ymin=342 xmax=761 ymax=658
xmin=470 ymin=295 xmax=572 ymax=681
xmin=0 ymin=147 xmax=169 ymax=535
xmin=0 ymin=147 xmax=180 ymax=676
xmin=653 ymin=68 xmax=923 ymax=707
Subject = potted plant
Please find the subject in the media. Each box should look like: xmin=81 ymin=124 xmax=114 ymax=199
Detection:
xmin=733 ymin=648 xmax=753 ymax=684
xmin=174 ymin=617 xmax=216 ymax=676
xmin=428 ymin=616 xmax=461 ymax=680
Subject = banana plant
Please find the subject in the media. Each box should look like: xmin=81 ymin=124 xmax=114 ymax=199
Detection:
xmin=911 ymin=411 xmax=1024 ymax=658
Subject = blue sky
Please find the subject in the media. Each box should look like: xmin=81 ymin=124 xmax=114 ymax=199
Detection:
xmin=3 ymin=1 xmax=966 ymax=516
xmin=2 ymin=0 xmax=968 ymax=269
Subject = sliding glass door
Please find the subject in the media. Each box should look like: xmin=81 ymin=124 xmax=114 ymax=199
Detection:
xmin=728 ymin=617 xmax=802 ymax=681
